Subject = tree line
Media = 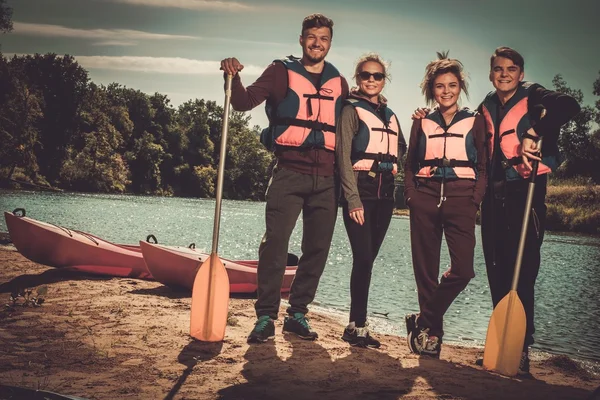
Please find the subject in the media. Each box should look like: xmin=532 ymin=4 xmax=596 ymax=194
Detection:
xmin=0 ymin=52 xmax=274 ymax=199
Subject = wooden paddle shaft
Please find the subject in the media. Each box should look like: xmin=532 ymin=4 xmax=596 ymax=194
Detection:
xmin=211 ymin=75 xmax=233 ymax=254
xmin=510 ymin=138 xmax=543 ymax=291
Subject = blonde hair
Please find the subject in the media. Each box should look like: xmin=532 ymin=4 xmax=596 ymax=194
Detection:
xmin=420 ymin=51 xmax=469 ymax=106
xmin=353 ymin=52 xmax=391 ymax=83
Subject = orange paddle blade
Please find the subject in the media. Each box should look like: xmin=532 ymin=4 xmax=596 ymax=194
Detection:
xmin=483 ymin=290 xmax=526 ymax=376
xmin=190 ymin=253 xmax=230 ymax=342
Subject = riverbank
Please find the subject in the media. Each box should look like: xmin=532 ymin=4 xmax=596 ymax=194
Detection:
xmin=0 ymin=246 xmax=598 ymax=399
xmin=393 ymin=185 xmax=600 ymax=234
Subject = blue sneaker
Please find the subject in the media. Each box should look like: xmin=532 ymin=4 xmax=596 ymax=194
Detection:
xmin=283 ymin=313 xmax=318 ymax=340
xmin=247 ymin=316 xmax=275 ymax=344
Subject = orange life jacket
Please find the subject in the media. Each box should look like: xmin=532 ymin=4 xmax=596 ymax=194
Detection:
xmin=345 ymin=98 xmax=400 ymax=174
xmin=416 ymin=108 xmax=478 ymax=180
xmin=480 ymin=81 xmax=551 ymax=181
xmin=260 ymin=57 xmax=343 ymax=151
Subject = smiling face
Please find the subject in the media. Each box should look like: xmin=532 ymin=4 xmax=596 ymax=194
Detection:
xmin=356 ymin=61 xmax=386 ymax=103
xmin=489 ymin=56 xmax=524 ymax=99
xmin=433 ymin=72 xmax=460 ymax=112
xmin=299 ymin=26 xmax=332 ymax=64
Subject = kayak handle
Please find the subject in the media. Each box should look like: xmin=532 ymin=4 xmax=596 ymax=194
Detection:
xmin=12 ymin=208 xmax=26 ymax=217
xmin=146 ymin=234 xmax=158 ymax=244
xmin=189 ymin=243 xmax=196 ymax=249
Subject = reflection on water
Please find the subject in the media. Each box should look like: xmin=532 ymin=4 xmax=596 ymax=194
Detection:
xmin=1 ymin=190 xmax=599 ymax=363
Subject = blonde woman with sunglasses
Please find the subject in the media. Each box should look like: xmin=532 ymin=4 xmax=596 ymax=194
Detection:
xmin=336 ymin=53 xmax=407 ymax=348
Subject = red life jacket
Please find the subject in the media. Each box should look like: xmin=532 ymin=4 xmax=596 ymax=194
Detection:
xmin=416 ymin=108 xmax=478 ymax=180
xmin=481 ymin=81 xmax=551 ymax=180
xmin=260 ymin=57 xmax=343 ymax=151
xmin=346 ymin=98 xmax=400 ymax=174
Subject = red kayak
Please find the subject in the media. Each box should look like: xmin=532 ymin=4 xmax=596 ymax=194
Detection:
xmin=140 ymin=241 xmax=297 ymax=293
xmin=4 ymin=209 xmax=298 ymax=293
xmin=4 ymin=210 xmax=152 ymax=279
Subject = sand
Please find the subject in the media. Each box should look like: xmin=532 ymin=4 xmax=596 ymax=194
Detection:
xmin=0 ymin=244 xmax=598 ymax=400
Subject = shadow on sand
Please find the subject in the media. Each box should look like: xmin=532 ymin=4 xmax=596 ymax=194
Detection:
xmin=216 ymin=335 xmax=593 ymax=400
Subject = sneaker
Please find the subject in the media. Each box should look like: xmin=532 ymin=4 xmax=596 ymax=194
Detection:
xmin=247 ymin=316 xmax=275 ymax=344
xmin=405 ymin=314 xmax=418 ymax=352
xmin=410 ymin=327 xmax=441 ymax=358
xmin=283 ymin=313 xmax=318 ymax=340
xmin=342 ymin=322 xmax=380 ymax=348
xmin=517 ymin=350 xmax=530 ymax=376
xmin=341 ymin=322 xmax=357 ymax=343
xmin=355 ymin=325 xmax=381 ymax=348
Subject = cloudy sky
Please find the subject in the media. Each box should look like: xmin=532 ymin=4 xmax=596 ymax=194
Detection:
xmin=2 ymin=0 xmax=599 ymax=131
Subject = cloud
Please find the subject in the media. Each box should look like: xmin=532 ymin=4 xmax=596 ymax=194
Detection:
xmin=104 ymin=0 xmax=253 ymax=11
xmin=72 ymin=55 xmax=264 ymax=75
xmin=13 ymin=22 xmax=198 ymax=44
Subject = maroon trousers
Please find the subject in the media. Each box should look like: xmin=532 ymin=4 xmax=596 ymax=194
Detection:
xmin=408 ymin=188 xmax=478 ymax=338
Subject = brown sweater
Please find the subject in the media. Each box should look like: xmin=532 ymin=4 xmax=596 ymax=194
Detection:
xmin=404 ymin=111 xmax=488 ymax=206
xmin=228 ymin=61 xmax=349 ymax=176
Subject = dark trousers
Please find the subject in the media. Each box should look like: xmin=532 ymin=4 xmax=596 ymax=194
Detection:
xmin=255 ymin=166 xmax=338 ymax=320
xmin=342 ymin=199 xmax=394 ymax=327
xmin=481 ymin=175 xmax=547 ymax=349
xmin=409 ymin=190 xmax=477 ymax=338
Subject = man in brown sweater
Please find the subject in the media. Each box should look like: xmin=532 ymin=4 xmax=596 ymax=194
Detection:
xmin=221 ymin=14 xmax=349 ymax=343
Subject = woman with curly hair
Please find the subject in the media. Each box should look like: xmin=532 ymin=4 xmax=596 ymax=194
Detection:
xmin=404 ymin=52 xmax=488 ymax=358
xmin=336 ymin=53 xmax=406 ymax=348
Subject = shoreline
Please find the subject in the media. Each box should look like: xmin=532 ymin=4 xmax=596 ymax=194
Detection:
xmin=1 ymin=246 xmax=599 ymax=399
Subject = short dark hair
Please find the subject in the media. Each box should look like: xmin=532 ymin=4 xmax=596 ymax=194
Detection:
xmin=302 ymin=14 xmax=334 ymax=38
xmin=490 ymin=46 xmax=525 ymax=70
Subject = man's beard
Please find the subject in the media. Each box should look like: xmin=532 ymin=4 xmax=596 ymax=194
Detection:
xmin=304 ymin=48 xmax=326 ymax=63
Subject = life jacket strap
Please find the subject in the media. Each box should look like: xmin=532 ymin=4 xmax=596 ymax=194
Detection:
xmin=419 ymin=158 xmax=474 ymax=168
xmin=303 ymin=88 xmax=334 ymax=116
xmin=359 ymin=152 xmax=398 ymax=163
xmin=271 ymin=117 xmax=336 ymax=133
xmin=372 ymin=127 xmax=398 ymax=136
xmin=429 ymin=133 xmax=464 ymax=139
xmin=501 ymin=156 xmax=522 ymax=169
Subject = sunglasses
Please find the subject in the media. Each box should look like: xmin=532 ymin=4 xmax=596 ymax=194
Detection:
xmin=358 ymin=71 xmax=386 ymax=81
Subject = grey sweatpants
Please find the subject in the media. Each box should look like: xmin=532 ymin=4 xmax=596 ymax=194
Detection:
xmin=255 ymin=165 xmax=338 ymax=319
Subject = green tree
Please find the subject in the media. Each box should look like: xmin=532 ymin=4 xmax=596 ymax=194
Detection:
xmin=552 ymin=74 xmax=600 ymax=182
xmin=10 ymin=54 xmax=90 ymax=184
xmin=222 ymin=114 xmax=273 ymax=200
xmin=60 ymin=83 xmax=130 ymax=192
xmin=0 ymin=55 xmax=44 ymax=181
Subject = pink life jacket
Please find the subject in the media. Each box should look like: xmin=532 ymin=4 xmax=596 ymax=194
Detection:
xmin=416 ymin=108 xmax=478 ymax=180
xmin=260 ymin=57 xmax=343 ymax=151
xmin=480 ymin=81 xmax=551 ymax=180
xmin=346 ymin=98 xmax=400 ymax=174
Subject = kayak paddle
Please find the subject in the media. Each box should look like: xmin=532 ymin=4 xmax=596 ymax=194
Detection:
xmin=483 ymin=137 xmax=544 ymax=376
xmin=190 ymin=75 xmax=233 ymax=342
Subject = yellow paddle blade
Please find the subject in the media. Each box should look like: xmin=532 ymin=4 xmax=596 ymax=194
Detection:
xmin=483 ymin=290 xmax=526 ymax=376
xmin=190 ymin=253 xmax=230 ymax=342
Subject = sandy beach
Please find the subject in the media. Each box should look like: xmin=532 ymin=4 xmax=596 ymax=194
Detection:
xmin=0 ymin=243 xmax=598 ymax=400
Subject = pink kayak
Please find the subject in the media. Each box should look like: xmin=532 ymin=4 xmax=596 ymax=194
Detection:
xmin=4 ymin=210 xmax=152 ymax=279
xmin=140 ymin=240 xmax=297 ymax=294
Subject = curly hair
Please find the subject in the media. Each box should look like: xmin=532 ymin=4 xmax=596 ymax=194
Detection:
xmin=420 ymin=51 xmax=468 ymax=106
xmin=353 ymin=52 xmax=391 ymax=83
